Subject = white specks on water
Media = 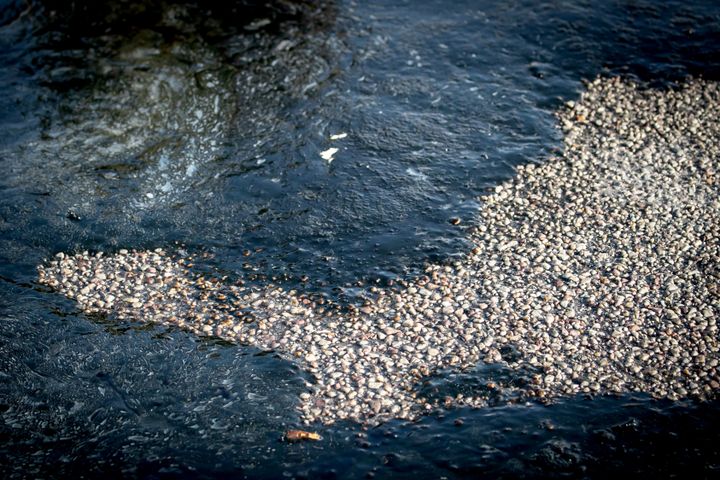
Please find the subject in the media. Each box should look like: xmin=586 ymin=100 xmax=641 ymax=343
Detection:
xmin=330 ymin=132 xmax=347 ymax=140
xmin=320 ymin=147 xmax=339 ymax=163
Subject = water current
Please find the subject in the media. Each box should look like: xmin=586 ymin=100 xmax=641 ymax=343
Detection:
xmin=1 ymin=0 xmax=720 ymax=477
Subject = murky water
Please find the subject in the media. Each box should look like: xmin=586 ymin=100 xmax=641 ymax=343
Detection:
xmin=1 ymin=0 xmax=720 ymax=477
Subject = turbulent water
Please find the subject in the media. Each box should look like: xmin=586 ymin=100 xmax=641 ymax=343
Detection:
xmin=2 ymin=0 xmax=720 ymax=478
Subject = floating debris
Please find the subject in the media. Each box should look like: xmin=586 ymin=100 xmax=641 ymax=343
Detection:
xmin=320 ymin=147 xmax=339 ymax=163
xmin=330 ymin=132 xmax=348 ymax=140
xmin=285 ymin=430 xmax=322 ymax=442
xmin=39 ymin=77 xmax=720 ymax=426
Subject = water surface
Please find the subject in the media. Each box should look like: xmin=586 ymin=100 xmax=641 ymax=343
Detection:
xmin=1 ymin=0 xmax=720 ymax=477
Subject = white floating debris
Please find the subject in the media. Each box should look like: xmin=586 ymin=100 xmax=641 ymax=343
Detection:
xmin=330 ymin=133 xmax=347 ymax=140
xmin=145 ymin=192 xmax=154 ymax=199
xmin=320 ymin=147 xmax=339 ymax=163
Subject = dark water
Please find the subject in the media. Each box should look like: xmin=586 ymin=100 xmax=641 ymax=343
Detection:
xmin=1 ymin=0 xmax=720 ymax=477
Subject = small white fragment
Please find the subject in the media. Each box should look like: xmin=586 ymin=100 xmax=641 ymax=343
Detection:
xmin=329 ymin=133 xmax=347 ymax=140
xmin=145 ymin=192 xmax=154 ymax=199
xmin=320 ymin=147 xmax=339 ymax=163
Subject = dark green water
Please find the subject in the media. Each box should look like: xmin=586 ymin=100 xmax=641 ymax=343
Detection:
xmin=1 ymin=0 xmax=719 ymax=477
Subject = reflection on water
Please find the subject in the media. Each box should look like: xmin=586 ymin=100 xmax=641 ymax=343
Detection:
xmin=1 ymin=0 xmax=720 ymax=478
